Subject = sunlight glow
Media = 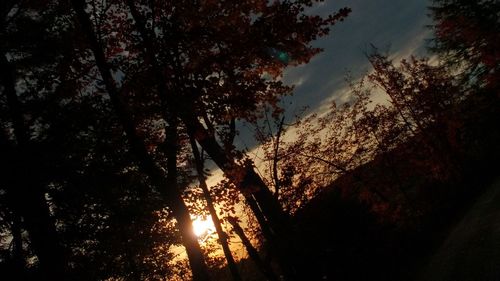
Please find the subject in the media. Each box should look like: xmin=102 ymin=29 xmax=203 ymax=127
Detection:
xmin=192 ymin=216 xmax=215 ymax=237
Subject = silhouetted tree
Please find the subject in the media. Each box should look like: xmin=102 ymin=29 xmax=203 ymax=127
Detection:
xmin=430 ymin=0 xmax=500 ymax=89
xmin=189 ymin=136 xmax=242 ymax=281
xmin=1 ymin=1 xmax=192 ymax=280
xmin=70 ymin=0 xmax=211 ymax=279
xmin=0 ymin=1 xmax=75 ymax=279
xmin=72 ymin=0 xmax=350 ymax=279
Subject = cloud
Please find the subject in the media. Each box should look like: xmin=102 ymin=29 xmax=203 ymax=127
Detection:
xmin=282 ymin=0 xmax=432 ymax=117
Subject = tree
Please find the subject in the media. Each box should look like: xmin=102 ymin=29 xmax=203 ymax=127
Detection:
xmin=368 ymin=52 xmax=462 ymax=181
xmin=79 ymin=0 xmax=350 ymax=279
xmin=258 ymin=49 xmax=466 ymax=224
xmin=189 ymin=136 xmax=242 ymax=281
xmin=430 ymin=0 xmax=500 ymax=89
xmin=69 ymin=0 xmax=211 ymax=279
xmin=0 ymin=1 xmax=74 ymax=279
xmin=2 ymin=0 xmax=351 ymax=279
xmin=1 ymin=2 xmax=185 ymax=280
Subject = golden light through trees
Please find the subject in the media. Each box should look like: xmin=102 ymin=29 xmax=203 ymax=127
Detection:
xmin=2 ymin=0 xmax=498 ymax=280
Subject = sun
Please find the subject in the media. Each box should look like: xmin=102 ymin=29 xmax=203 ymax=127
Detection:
xmin=192 ymin=216 xmax=215 ymax=238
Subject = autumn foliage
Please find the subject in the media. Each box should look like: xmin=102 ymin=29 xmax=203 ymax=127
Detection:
xmin=1 ymin=0 xmax=499 ymax=281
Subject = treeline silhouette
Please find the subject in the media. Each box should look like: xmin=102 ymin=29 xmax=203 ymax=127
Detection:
xmin=253 ymin=1 xmax=499 ymax=280
xmin=0 ymin=0 xmax=498 ymax=281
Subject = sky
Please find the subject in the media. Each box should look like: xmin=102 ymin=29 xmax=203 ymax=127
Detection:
xmin=281 ymin=0 xmax=433 ymax=115
xmin=210 ymin=0 xmax=434 ymax=185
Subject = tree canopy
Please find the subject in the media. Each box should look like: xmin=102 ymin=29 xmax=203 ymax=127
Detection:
xmin=1 ymin=0 xmax=499 ymax=280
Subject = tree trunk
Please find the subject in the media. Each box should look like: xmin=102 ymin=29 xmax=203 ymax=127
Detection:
xmin=185 ymin=118 xmax=305 ymax=280
xmin=184 ymin=116 xmax=291 ymax=236
xmin=70 ymin=1 xmax=210 ymax=280
xmin=2 ymin=151 xmax=67 ymax=281
xmin=15 ymin=183 xmax=67 ymax=280
xmin=227 ymin=217 xmax=279 ymax=281
xmin=1 ymin=52 xmax=67 ymax=281
xmin=190 ymin=137 xmax=242 ymax=281
xmin=123 ymin=2 xmax=304 ymax=279
xmin=11 ymin=211 xmax=24 ymax=268
xmin=123 ymin=0 xmax=289 ymax=241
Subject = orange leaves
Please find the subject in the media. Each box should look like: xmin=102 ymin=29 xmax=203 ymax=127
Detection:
xmin=256 ymin=50 xmax=466 ymax=223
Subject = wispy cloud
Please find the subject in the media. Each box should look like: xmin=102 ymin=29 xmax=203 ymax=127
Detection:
xmin=282 ymin=0 xmax=432 ymax=117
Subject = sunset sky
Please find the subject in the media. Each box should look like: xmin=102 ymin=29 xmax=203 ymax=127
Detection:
xmin=204 ymin=0 xmax=434 ymax=254
xmin=201 ymin=0 xmax=434 ymax=250
xmin=232 ymin=0 xmax=433 ymax=155
xmin=206 ymin=0 xmax=433 ymax=191
xmin=283 ymin=0 xmax=432 ymax=112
